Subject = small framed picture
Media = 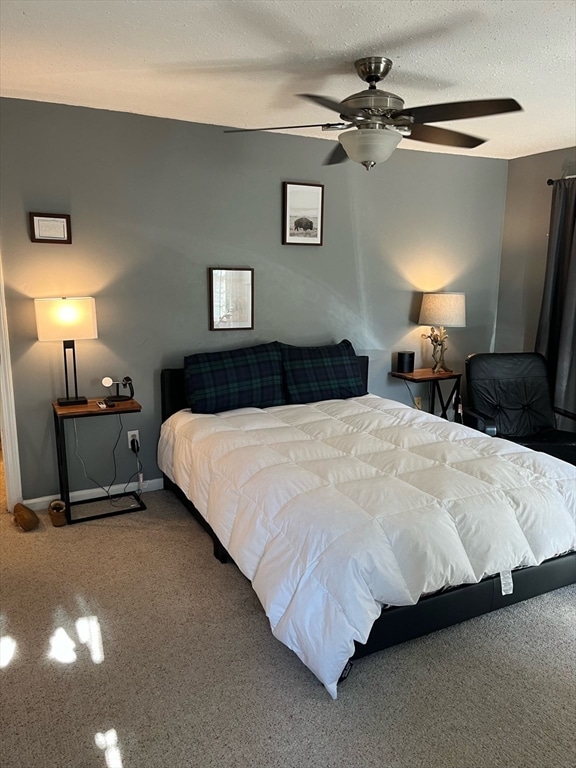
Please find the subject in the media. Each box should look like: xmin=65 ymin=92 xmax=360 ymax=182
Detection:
xmin=28 ymin=213 xmax=72 ymax=244
xmin=209 ymin=267 xmax=254 ymax=330
xmin=282 ymin=182 xmax=324 ymax=246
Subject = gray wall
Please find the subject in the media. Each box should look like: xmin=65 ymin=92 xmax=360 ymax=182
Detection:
xmin=496 ymin=146 xmax=576 ymax=351
xmin=1 ymin=98 xmax=509 ymax=501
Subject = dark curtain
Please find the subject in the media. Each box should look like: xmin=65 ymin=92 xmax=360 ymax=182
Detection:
xmin=535 ymin=178 xmax=576 ymax=426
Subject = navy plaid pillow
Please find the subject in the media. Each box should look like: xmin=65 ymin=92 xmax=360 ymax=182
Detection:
xmin=280 ymin=339 xmax=367 ymax=404
xmin=184 ymin=342 xmax=285 ymax=413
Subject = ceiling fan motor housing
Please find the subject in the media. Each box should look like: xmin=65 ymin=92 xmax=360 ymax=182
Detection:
xmin=339 ymin=89 xmax=405 ymax=123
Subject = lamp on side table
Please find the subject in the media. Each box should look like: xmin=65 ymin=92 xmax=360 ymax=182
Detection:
xmin=34 ymin=297 xmax=98 ymax=406
xmin=419 ymin=292 xmax=466 ymax=373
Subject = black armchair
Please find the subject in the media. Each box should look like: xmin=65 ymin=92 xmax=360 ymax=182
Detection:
xmin=464 ymin=352 xmax=576 ymax=465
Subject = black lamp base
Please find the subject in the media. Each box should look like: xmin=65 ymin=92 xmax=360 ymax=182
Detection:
xmin=57 ymin=395 xmax=88 ymax=407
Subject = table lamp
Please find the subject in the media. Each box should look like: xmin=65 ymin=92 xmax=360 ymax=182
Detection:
xmin=419 ymin=292 xmax=466 ymax=373
xmin=35 ymin=297 xmax=98 ymax=406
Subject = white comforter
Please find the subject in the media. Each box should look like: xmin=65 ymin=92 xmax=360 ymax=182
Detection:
xmin=157 ymin=395 xmax=576 ymax=697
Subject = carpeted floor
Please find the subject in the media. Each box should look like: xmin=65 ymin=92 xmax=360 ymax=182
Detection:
xmin=1 ymin=490 xmax=575 ymax=768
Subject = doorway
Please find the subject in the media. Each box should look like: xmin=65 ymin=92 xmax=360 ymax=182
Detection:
xmin=0 ymin=253 xmax=22 ymax=512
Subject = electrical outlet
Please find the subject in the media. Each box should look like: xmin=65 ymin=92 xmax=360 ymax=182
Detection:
xmin=414 ymin=396 xmax=422 ymax=410
xmin=127 ymin=430 xmax=140 ymax=450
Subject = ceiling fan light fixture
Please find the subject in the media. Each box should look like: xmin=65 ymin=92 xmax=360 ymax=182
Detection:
xmin=338 ymin=127 xmax=402 ymax=170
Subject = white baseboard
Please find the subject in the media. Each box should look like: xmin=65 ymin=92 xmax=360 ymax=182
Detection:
xmin=23 ymin=477 xmax=165 ymax=512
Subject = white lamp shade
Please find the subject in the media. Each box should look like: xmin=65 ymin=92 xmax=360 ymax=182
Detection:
xmin=418 ymin=293 xmax=466 ymax=327
xmin=35 ymin=297 xmax=98 ymax=341
xmin=339 ymin=128 xmax=402 ymax=165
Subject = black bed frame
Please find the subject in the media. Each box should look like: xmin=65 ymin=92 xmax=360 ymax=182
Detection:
xmin=160 ymin=361 xmax=576 ymax=670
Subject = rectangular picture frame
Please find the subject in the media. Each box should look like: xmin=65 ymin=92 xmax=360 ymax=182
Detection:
xmin=28 ymin=212 xmax=72 ymax=244
xmin=209 ymin=267 xmax=254 ymax=331
xmin=282 ymin=182 xmax=324 ymax=246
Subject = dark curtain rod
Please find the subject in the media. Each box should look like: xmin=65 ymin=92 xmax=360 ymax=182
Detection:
xmin=547 ymin=175 xmax=576 ymax=185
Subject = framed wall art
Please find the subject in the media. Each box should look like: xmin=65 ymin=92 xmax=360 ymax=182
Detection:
xmin=209 ymin=267 xmax=254 ymax=330
xmin=282 ymin=182 xmax=324 ymax=246
xmin=28 ymin=213 xmax=72 ymax=244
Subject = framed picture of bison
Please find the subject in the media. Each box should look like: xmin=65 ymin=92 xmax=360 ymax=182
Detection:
xmin=282 ymin=182 xmax=324 ymax=245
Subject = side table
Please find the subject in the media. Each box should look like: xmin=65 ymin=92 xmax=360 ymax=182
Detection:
xmin=390 ymin=368 xmax=463 ymax=421
xmin=52 ymin=398 xmax=147 ymax=524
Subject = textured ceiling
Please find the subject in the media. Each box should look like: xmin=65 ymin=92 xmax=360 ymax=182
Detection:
xmin=1 ymin=0 xmax=575 ymax=159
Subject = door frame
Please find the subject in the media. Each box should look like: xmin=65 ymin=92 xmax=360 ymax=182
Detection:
xmin=0 ymin=254 xmax=22 ymax=511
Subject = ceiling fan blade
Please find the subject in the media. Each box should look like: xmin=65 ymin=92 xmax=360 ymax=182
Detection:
xmin=323 ymin=143 xmax=349 ymax=166
xmin=398 ymin=98 xmax=522 ymax=125
xmin=224 ymin=122 xmax=346 ymax=134
xmin=298 ymin=93 xmax=363 ymax=119
xmin=408 ymin=123 xmax=485 ymax=149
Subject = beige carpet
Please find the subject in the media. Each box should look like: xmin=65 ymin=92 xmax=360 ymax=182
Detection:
xmin=1 ymin=490 xmax=575 ymax=768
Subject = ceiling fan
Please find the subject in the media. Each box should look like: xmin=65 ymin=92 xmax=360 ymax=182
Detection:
xmin=225 ymin=56 xmax=522 ymax=170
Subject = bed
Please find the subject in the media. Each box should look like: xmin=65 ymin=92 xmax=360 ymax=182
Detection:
xmin=157 ymin=340 xmax=576 ymax=698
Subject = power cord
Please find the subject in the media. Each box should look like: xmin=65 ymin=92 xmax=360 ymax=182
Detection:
xmin=72 ymin=415 xmax=132 ymax=508
xmin=403 ymin=379 xmax=419 ymax=408
xmin=126 ymin=437 xmax=144 ymax=496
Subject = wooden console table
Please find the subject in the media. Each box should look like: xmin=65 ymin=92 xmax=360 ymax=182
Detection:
xmin=52 ymin=398 xmax=147 ymax=524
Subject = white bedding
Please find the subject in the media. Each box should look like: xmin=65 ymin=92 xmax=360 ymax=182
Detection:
xmin=157 ymin=394 xmax=576 ymax=698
